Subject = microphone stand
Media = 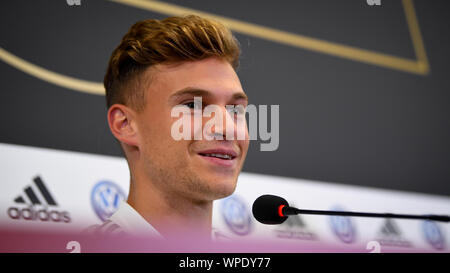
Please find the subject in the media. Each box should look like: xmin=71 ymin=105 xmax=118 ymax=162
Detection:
xmin=281 ymin=205 xmax=450 ymax=222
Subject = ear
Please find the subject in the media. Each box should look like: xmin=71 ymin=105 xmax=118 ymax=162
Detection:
xmin=107 ymin=104 xmax=139 ymax=148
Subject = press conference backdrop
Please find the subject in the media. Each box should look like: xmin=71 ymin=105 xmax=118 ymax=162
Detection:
xmin=0 ymin=0 xmax=449 ymax=252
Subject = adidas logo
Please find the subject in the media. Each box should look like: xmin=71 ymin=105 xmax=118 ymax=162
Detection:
xmin=376 ymin=219 xmax=411 ymax=248
xmin=7 ymin=176 xmax=71 ymax=223
xmin=380 ymin=218 xmax=401 ymax=236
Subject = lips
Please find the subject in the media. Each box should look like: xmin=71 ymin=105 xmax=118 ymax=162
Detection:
xmin=197 ymin=148 xmax=238 ymax=167
xmin=198 ymin=148 xmax=237 ymax=159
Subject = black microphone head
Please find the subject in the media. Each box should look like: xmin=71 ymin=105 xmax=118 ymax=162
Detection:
xmin=252 ymin=195 xmax=289 ymax=225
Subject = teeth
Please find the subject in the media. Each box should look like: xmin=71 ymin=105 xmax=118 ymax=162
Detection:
xmin=203 ymin=153 xmax=232 ymax=159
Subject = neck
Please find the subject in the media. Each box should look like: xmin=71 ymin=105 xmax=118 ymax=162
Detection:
xmin=126 ymin=173 xmax=213 ymax=240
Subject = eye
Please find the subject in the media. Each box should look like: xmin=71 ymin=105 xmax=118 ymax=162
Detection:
xmin=184 ymin=101 xmax=196 ymax=109
xmin=182 ymin=100 xmax=204 ymax=111
xmin=227 ymin=105 xmax=246 ymax=115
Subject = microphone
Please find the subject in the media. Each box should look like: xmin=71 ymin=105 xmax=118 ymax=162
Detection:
xmin=252 ymin=194 xmax=450 ymax=225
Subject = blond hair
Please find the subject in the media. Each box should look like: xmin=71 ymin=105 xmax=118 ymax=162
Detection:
xmin=104 ymin=15 xmax=240 ymax=111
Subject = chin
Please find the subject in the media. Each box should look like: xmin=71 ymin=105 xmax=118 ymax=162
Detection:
xmin=206 ymin=175 xmax=238 ymax=200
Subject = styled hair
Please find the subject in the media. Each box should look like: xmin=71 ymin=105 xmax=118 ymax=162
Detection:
xmin=104 ymin=15 xmax=240 ymax=112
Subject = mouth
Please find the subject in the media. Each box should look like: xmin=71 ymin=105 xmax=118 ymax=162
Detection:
xmin=197 ymin=148 xmax=238 ymax=167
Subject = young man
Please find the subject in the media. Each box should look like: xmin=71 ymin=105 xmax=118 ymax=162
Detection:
xmin=88 ymin=15 xmax=249 ymax=240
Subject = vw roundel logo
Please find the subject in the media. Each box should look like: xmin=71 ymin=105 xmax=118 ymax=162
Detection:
xmin=423 ymin=220 xmax=445 ymax=250
xmin=329 ymin=206 xmax=356 ymax=244
xmin=91 ymin=181 xmax=126 ymax=222
xmin=221 ymin=195 xmax=252 ymax=236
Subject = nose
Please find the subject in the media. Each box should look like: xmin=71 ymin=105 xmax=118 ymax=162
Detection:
xmin=203 ymin=105 xmax=245 ymax=141
xmin=208 ymin=105 xmax=248 ymax=140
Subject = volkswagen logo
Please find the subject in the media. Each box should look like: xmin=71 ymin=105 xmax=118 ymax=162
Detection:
xmin=423 ymin=220 xmax=445 ymax=250
xmin=221 ymin=195 xmax=252 ymax=236
xmin=329 ymin=206 xmax=356 ymax=244
xmin=91 ymin=180 xmax=126 ymax=222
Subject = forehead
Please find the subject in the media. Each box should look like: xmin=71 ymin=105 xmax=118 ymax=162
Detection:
xmin=146 ymin=58 xmax=244 ymax=99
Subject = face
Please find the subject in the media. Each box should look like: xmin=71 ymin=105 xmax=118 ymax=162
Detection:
xmin=134 ymin=57 xmax=249 ymax=202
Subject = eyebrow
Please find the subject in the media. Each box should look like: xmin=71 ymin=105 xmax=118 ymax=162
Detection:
xmin=169 ymin=87 xmax=248 ymax=103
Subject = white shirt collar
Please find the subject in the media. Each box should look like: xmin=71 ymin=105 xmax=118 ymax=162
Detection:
xmin=108 ymin=201 xmax=228 ymax=241
xmin=109 ymin=201 xmax=163 ymax=239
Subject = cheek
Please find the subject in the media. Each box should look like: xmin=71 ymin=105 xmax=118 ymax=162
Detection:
xmin=237 ymin=121 xmax=250 ymax=148
xmin=140 ymin=116 xmax=182 ymax=152
xmin=239 ymin=138 xmax=250 ymax=155
xmin=240 ymin=122 xmax=250 ymax=153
